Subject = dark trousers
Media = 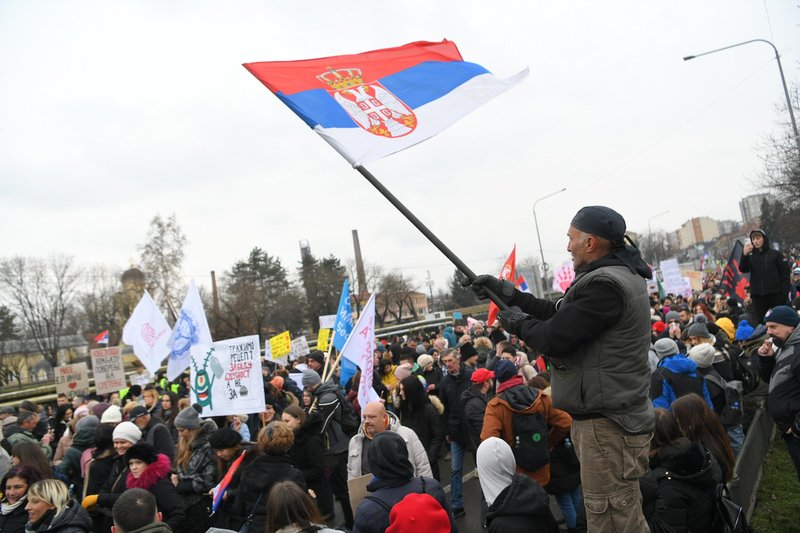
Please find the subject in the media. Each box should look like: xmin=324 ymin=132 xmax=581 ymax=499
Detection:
xmin=752 ymin=293 xmax=788 ymax=325
xmin=325 ymin=452 xmax=354 ymax=528
xmin=181 ymin=496 xmax=211 ymax=533
xmin=784 ymin=432 xmax=800 ymax=482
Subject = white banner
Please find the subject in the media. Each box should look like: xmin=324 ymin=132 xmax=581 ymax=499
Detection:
xmin=290 ymin=336 xmax=310 ymax=360
xmin=190 ymin=335 xmax=265 ymax=417
xmin=55 ymin=362 xmax=89 ymax=399
xmin=340 ymin=293 xmax=380 ymax=410
xmin=319 ymin=314 xmax=337 ymax=330
xmin=122 ymin=290 xmax=171 ymax=376
xmin=90 ymin=347 xmax=126 ymax=396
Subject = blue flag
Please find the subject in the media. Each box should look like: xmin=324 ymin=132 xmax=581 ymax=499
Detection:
xmin=334 ymin=279 xmax=358 ymax=387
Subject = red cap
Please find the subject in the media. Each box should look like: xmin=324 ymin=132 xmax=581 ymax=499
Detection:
xmin=652 ymin=321 xmax=667 ymax=334
xmin=386 ymin=493 xmax=450 ymax=533
xmin=471 ymin=368 xmax=495 ymax=384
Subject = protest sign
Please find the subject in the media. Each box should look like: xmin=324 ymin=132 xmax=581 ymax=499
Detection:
xmin=317 ymin=329 xmax=331 ymax=352
xmin=660 ymin=258 xmax=692 ymax=297
xmin=55 ymin=363 xmax=89 ymax=399
xmin=290 ymin=336 xmax=310 ymax=361
xmin=90 ymin=347 xmax=126 ymax=395
xmin=684 ymin=270 xmax=704 ymax=291
xmin=190 ymin=335 xmax=265 ymax=417
xmin=319 ymin=314 xmax=336 ymax=330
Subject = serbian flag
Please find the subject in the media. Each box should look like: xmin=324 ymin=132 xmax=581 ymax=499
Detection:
xmin=516 ymin=275 xmax=531 ymax=294
xmin=720 ymin=240 xmax=750 ymax=302
xmin=210 ymin=450 xmax=247 ymax=515
xmin=243 ymin=40 xmax=528 ymax=167
xmin=487 ymin=246 xmax=516 ymax=327
xmin=94 ymin=330 xmax=109 ymax=345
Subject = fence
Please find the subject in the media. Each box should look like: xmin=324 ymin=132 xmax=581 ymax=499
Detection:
xmin=728 ymin=408 xmax=775 ymax=519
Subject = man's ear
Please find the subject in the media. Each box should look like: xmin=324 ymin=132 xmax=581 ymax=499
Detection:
xmin=156 ymin=511 xmax=163 ymax=523
xmin=111 ymin=526 xmax=117 ymax=533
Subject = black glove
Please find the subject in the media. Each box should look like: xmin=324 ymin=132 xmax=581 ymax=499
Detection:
xmin=467 ymin=275 xmax=516 ymax=304
xmin=497 ymin=306 xmax=531 ymax=335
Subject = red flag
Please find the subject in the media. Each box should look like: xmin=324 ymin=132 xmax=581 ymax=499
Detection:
xmin=720 ymin=240 xmax=750 ymax=302
xmin=487 ymin=246 xmax=516 ymax=327
xmin=94 ymin=330 xmax=109 ymax=345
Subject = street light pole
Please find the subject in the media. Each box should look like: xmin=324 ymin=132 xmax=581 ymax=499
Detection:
xmin=647 ymin=210 xmax=669 ymax=263
xmin=533 ymin=188 xmax=567 ymax=293
xmin=684 ymin=39 xmax=800 ymax=157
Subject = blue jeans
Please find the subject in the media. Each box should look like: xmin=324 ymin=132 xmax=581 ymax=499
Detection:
xmin=450 ymin=440 xmax=466 ymax=509
xmin=727 ymin=424 xmax=745 ymax=457
xmin=555 ymin=486 xmax=583 ymax=529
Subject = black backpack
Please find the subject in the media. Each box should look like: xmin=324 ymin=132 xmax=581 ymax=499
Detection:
xmin=704 ymin=371 xmax=744 ymax=427
xmin=501 ymin=392 xmax=550 ymax=472
xmin=722 ymin=344 xmax=759 ymax=395
xmin=333 ymin=388 xmax=360 ymax=436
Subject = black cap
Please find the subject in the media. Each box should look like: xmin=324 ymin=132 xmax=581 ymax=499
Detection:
xmin=570 ymin=206 xmax=626 ymax=243
xmin=128 ymin=406 xmax=149 ymax=420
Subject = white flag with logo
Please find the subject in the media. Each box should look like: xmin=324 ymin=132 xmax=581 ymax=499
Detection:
xmin=339 ymin=293 xmax=380 ymax=411
xmin=166 ymin=280 xmax=213 ymax=380
xmin=122 ymin=290 xmax=171 ymax=376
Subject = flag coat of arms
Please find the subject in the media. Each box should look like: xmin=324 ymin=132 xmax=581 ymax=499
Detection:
xmin=244 ymin=40 xmax=528 ymax=166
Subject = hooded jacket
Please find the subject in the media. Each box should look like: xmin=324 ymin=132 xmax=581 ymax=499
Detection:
xmin=288 ymin=414 xmax=333 ymax=517
xmin=174 ymin=419 xmax=217 ymax=505
xmin=640 ymin=440 xmax=717 ymax=533
xmin=650 ymin=355 xmax=713 ymax=410
xmin=480 ymin=382 xmax=572 ymax=485
xmin=28 ymin=500 xmax=92 ymax=533
xmin=759 ymin=326 xmax=800 ymax=434
xmin=439 ymin=364 xmax=474 ymax=443
xmin=347 ymin=412 xmax=432 ymax=480
xmin=486 ymin=474 xmax=560 ymax=533
xmin=314 ymin=381 xmax=350 ymax=455
xmin=125 ymin=454 xmax=185 ymax=531
xmin=54 ymin=427 xmax=96 ymax=487
xmin=461 ymin=384 xmax=489 ymax=452
xmin=234 ymin=454 xmax=306 ymax=533
xmin=739 ymin=230 xmax=791 ymax=297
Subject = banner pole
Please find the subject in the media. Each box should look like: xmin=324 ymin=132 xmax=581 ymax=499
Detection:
xmin=355 ymin=165 xmax=509 ymax=311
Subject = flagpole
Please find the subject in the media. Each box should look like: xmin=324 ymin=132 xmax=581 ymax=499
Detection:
xmin=355 ymin=165 xmax=509 ymax=311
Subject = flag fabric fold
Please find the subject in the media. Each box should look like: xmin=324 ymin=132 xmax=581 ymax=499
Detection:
xmin=166 ymin=280 xmax=213 ymax=381
xmin=720 ymin=240 xmax=750 ymax=302
xmin=244 ymin=40 xmax=528 ymax=167
xmin=122 ymin=291 xmax=171 ymax=376
xmin=340 ymin=293 xmax=380 ymax=411
xmin=516 ymin=275 xmax=530 ymax=294
xmin=487 ymin=246 xmax=516 ymax=326
xmin=210 ymin=450 xmax=247 ymax=515
xmin=333 ymin=279 xmax=358 ymax=388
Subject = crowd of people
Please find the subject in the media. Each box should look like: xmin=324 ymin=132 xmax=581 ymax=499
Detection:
xmin=1 ymin=219 xmax=799 ymax=533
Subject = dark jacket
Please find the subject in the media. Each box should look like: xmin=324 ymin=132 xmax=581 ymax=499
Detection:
xmin=739 ymin=231 xmax=790 ymax=297
xmin=174 ymin=420 xmax=217 ymax=505
xmin=640 ymin=440 xmax=717 ymax=533
xmin=141 ymin=417 xmax=175 ymax=460
xmin=759 ymin=326 xmax=800 ymax=433
xmin=0 ymin=495 xmax=29 ymax=533
xmin=544 ymin=435 xmax=581 ymax=495
xmin=97 ymin=454 xmax=130 ymax=509
xmin=397 ymin=402 xmax=444 ymax=456
xmin=125 ymin=454 xmax=186 ymax=531
xmin=84 ymin=454 xmax=116 ymax=497
xmin=461 ymin=385 xmax=488 ymax=452
xmin=212 ymin=443 xmax=259 ymax=530
xmin=315 ymin=381 xmax=350 ymax=455
xmin=234 ymin=455 xmax=306 ymax=533
xmin=55 ymin=426 xmax=96 ymax=487
xmin=439 ymin=364 xmax=474 ymax=443
xmin=288 ymin=414 xmax=333 ymax=517
xmin=30 ymin=500 xmax=92 ymax=533
xmin=486 ymin=474 xmax=559 ymax=533
xmin=509 ymin=256 xmax=654 ymax=433
xmin=352 ymin=476 xmax=456 ymax=533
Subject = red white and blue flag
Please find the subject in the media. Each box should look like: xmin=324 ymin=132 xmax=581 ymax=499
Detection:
xmin=516 ymin=275 xmax=531 ymax=294
xmin=210 ymin=450 xmax=247 ymax=515
xmin=244 ymin=40 xmax=527 ymax=166
xmin=94 ymin=330 xmax=109 ymax=345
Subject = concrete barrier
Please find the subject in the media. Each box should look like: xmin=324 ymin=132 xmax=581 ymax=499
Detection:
xmin=728 ymin=408 xmax=775 ymax=519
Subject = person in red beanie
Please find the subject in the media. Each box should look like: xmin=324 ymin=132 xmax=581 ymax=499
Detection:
xmin=386 ymin=492 xmax=450 ymax=533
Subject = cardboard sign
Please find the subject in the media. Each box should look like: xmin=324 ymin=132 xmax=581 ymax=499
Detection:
xmin=90 ymin=347 xmax=127 ymax=395
xmin=55 ymin=362 xmax=89 ymax=399
xmin=290 ymin=336 xmax=310 ymax=361
xmin=319 ymin=314 xmax=337 ymax=330
xmin=190 ymin=335 xmax=265 ymax=417
xmin=316 ymin=329 xmax=331 ymax=352
xmin=269 ymin=331 xmax=292 ymax=360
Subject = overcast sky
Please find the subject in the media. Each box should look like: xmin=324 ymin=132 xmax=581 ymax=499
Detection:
xmin=1 ymin=1 xmax=798 ymax=299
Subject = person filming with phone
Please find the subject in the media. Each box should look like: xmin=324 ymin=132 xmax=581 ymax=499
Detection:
xmin=740 ymin=229 xmax=791 ymax=324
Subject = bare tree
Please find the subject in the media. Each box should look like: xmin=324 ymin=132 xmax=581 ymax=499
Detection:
xmin=0 ymin=255 xmax=81 ymax=369
xmin=345 ymin=259 xmax=384 ymax=314
xmin=139 ymin=214 xmax=188 ymax=317
xmin=376 ymin=272 xmax=419 ymax=327
xmin=76 ymin=265 xmax=121 ymax=343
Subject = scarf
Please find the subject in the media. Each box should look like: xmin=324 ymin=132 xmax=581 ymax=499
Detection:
xmin=26 ymin=507 xmax=57 ymax=533
xmin=1 ymin=495 xmax=27 ymax=515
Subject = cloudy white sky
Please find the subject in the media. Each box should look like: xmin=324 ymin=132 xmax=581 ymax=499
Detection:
xmin=1 ymin=1 xmax=798 ymax=298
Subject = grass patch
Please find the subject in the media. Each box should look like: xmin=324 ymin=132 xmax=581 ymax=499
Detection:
xmin=751 ymin=436 xmax=800 ymax=532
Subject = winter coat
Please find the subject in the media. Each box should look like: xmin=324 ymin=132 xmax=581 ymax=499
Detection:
xmin=352 ymin=476 xmax=455 ymax=533
xmin=480 ymin=379 xmax=572 ymax=486
xmin=211 ymin=443 xmax=258 ymax=530
xmin=314 ymin=382 xmax=350 ymax=455
xmin=287 ymin=415 xmax=333 ymax=518
xmin=650 ymin=355 xmax=713 ymax=410
xmin=275 ymin=524 xmax=341 ymax=533
xmin=397 ymin=400 xmax=444 ymax=461
xmin=640 ymin=440 xmax=717 ymax=533
xmin=439 ymin=364 xmax=474 ymax=443
xmin=759 ymin=326 xmax=800 ymax=434
xmin=97 ymin=454 xmax=130 ymax=510
xmin=123 ymin=522 xmax=173 ymax=533
xmin=141 ymin=417 xmax=175 ymax=460
xmin=83 ymin=454 xmax=116 ymax=498
xmin=6 ymin=430 xmax=51 ymax=460
xmin=544 ymin=435 xmax=581 ymax=495
xmin=234 ymin=455 xmax=306 ymax=533
xmin=0 ymin=496 xmax=29 ymax=533
xmin=54 ymin=427 xmax=96 ymax=488
xmin=125 ymin=454 xmax=186 ymax=531
xmin=739 ymin=231 xmax=791 ymax=297
xmin=174 ymin=420 xmax=217 ymax=506
xmin=28 ymin=500 xmax=91 ymax=533
xmin=347 ymin=412 xmax=432 ymax=480
xmin=486 ymin=473 xmax=559 ymax=533
xmin=461 ymin=385 xmax=488 ymax=452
